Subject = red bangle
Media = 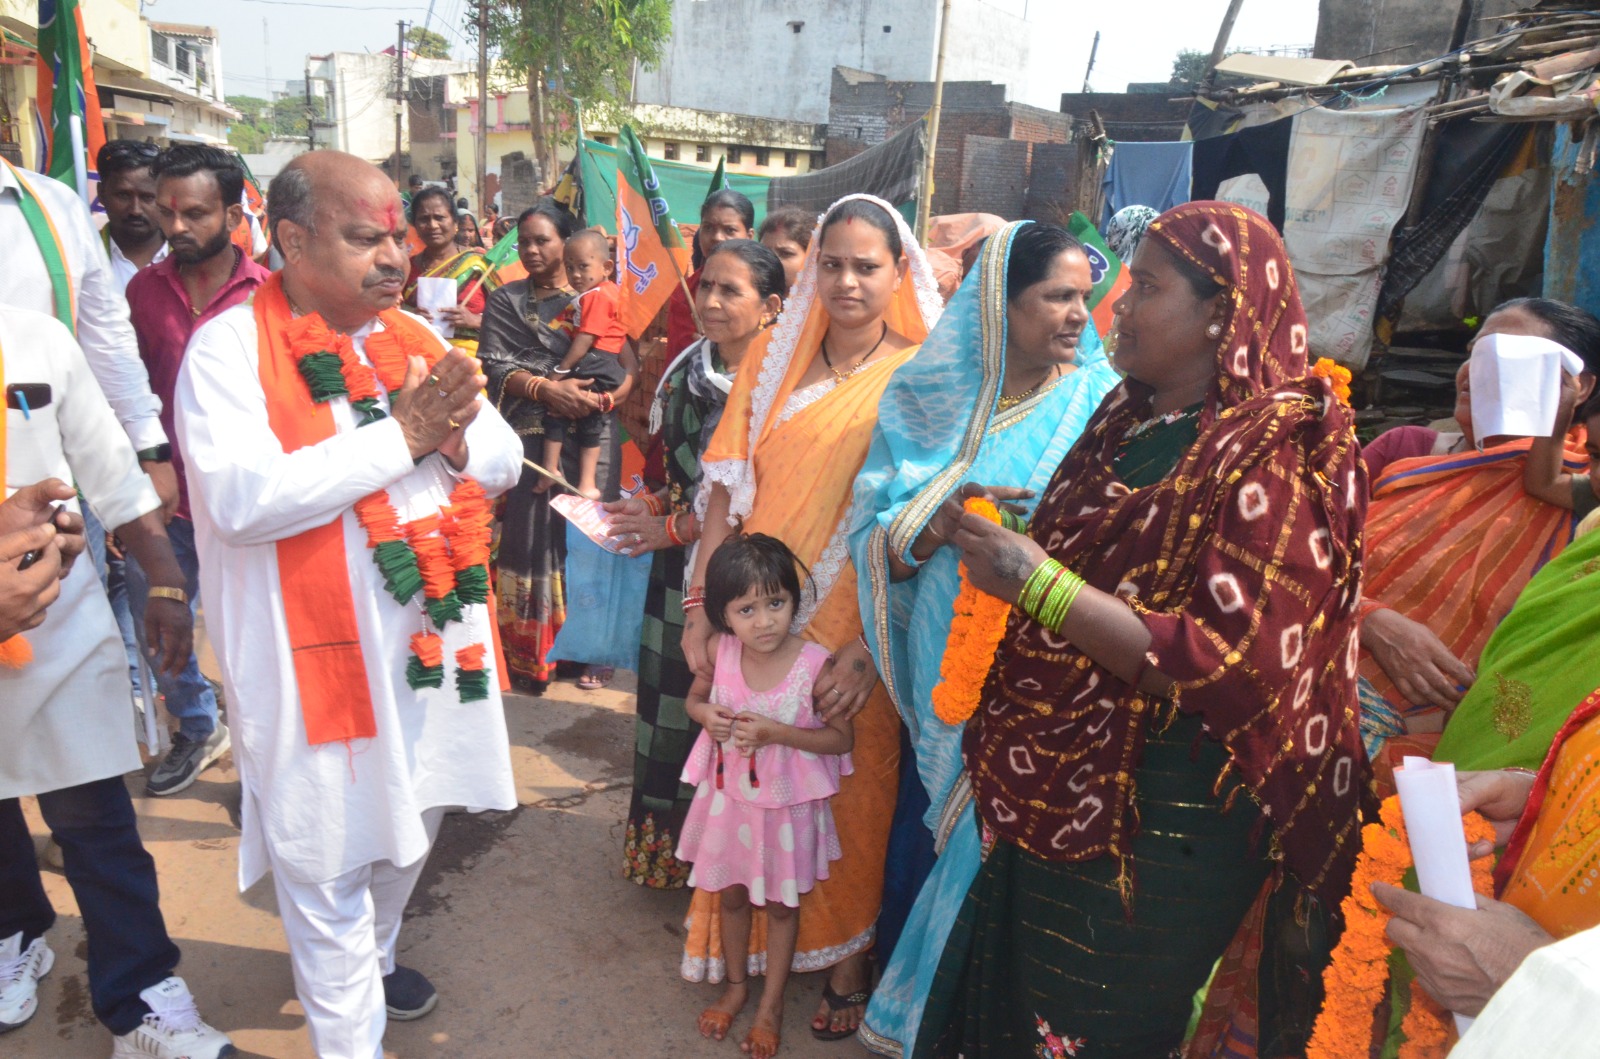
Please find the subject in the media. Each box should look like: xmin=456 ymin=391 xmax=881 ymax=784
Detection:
xmin=665 ymin=513 xmax=685 ymax=547
xmin=598 ymin=392 xmax=615 ymax=413
xmin=641 ymin=493 xmax=666 ymax=516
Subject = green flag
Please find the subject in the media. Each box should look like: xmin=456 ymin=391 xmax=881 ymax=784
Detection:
xmin=708 ymin=155 xmax=727 ymax=196
xmin=482 ymin=225 xmax=519 ymax=271
xmin=618 ymin=125 xmax=688 ymax=252
xmin=1065 ymin=211 xmax=1132 ymax=334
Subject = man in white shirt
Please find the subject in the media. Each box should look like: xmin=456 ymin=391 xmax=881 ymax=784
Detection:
xmin=97 ymin=141 xmax=169 ymax=294
xmin=176 ymin=151 xmax=521 ymax=1059
xmin=0 ymin=308 xmax=233 ymax=1059
xmin=0 ymin=157 xmax=177 ymax=518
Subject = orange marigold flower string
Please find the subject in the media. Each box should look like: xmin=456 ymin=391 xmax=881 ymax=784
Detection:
xmin=1312 ymin=357 xmax=1354 ymax=405
xmin=1307 ymin=795 xmax=1497 ymax=1059
xmin=930 ymin=497 xmax=1010 ymax=726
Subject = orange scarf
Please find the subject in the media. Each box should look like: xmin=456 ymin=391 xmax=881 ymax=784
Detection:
xmin=253 ymin=274 xmax=445 ymax=744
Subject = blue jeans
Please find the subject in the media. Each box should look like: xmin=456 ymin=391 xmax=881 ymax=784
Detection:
xmin=0 ymin=777 xmax=180 ymax=1034
xmin=124 ymin=517 xmax=218 ymax=742
xmin=82 ymin=504 xmax=141 ymax=692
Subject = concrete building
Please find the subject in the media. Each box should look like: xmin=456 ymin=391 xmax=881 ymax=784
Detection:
xmin=446 ymin=66 xmax=823 ymax=210
xmin=1313 ymin=0 xmax=1520 ymax=66
xmin=0 ymin=3 xmax=237 ymax=164
xmin=634 ymin=0 xmax=1064 ymax=124
xmin=826 ymin=69 xmax=1071 ymax=220
xmin=304 ymin=50 xmax=473 ymax=168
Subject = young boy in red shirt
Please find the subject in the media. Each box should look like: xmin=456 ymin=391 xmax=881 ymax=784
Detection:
xmin=540 ymin=230 xmax=628 ymax=499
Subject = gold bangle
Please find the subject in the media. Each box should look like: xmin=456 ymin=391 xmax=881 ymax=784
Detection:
xmin=148 ymin=586 xmax=188 ymax=605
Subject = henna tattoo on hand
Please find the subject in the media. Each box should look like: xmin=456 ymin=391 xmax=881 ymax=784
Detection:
xmin=992 ymin=541 xmax=1034 ymax=582
xmin=851 ymin=657 xmax=867 ymax=673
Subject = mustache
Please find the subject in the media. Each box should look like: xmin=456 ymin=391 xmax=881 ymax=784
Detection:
xmin=363 ymin=266 xmax=407 ymax=288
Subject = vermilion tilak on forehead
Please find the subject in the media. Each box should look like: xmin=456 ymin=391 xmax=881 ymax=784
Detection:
xmin=356 ymin=198 xmax=401 ymax=231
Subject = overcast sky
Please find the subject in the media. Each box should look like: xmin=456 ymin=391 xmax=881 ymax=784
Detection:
xmin=140 ymin=0 xmax=1321 ymax=103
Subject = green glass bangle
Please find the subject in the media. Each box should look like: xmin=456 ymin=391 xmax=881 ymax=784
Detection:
xmin=1039 ymin=569 xmax=1087 ymax=630
xmin=1019 ymin=559 xmax=1062 ymax=614
xmin=1000 ymin=509 xmax=1028 ymax=534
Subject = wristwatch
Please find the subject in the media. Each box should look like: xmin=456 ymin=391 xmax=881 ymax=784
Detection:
xmin=137 ymin=444 xmax=173 ymax=463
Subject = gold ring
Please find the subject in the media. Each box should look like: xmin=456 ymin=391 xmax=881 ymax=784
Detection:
xmin=448 ymin=417 xmax=461 ymax=430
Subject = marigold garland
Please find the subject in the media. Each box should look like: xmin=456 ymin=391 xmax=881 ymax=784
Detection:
xmin=1307 ymin=795 xmax=1496 ymax=1059
xmin=930 ymin=497 xmax=1011 ymax=726
xmin=1312 ymin=357 xmax=1354 ymax=405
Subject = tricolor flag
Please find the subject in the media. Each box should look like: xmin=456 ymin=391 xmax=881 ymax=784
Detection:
xmin=35 ymin=0 xmax=105 ymax=202
xmin=1067 ymin=211 xmax=1132 ymax=339
xmin=615 ymin=125 xmax=691 ymax=339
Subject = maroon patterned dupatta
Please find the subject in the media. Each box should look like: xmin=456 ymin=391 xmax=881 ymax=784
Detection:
xmin=962 ymin=202 xmax=1370 ymax=907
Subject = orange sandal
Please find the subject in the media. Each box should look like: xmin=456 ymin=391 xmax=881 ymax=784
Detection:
xmin=741 ymin=1024 xmax=780 ymax=1059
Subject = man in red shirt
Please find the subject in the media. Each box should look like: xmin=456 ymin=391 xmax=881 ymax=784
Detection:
xmin=125 ymin=145 xmax=270 ymax=796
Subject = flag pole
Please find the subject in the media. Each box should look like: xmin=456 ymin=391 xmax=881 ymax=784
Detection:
xmin=69 ymin=115 xmax=89 ymax=205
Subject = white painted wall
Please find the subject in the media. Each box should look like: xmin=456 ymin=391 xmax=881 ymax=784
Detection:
xmin=634 ymin=0 xmax=1065 ymax=123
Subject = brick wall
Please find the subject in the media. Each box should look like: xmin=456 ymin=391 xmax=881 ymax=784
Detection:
xmin=1059 ymin=92 xmax=1191 ymax=142
xmin=958 ymin=136 xmax=1030 ymax=218
xmin=499 ymin=152 xmax=540 ymax=219
xmin=1026 ymin=142 xmax=1077 ymax=224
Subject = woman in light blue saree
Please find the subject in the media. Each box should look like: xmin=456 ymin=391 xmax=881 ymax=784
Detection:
xmin=849 ymin=220 xmax=1121 ymax=1057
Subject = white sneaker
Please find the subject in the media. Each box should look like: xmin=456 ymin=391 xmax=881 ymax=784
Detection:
xmin=110 ymin=976 xmax=235 ymax=1058
xmin=0 ymin=931 xmax=55 ymax=1032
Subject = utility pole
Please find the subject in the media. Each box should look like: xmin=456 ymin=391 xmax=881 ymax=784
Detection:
xmin=1205 ymin=0 xmax=1247 ymax=79
xmin=476 ymin=0 xmax=488 ymax=216
xmin=1082 ymin=31 xmax=1100 ymax=93
xmin=393 ymin=19 xmax=407 ymax=187
xmin=304 ymin=59 xmax=315 ymax=150
xmin=916 ymin=0 xmax=953 ymax=242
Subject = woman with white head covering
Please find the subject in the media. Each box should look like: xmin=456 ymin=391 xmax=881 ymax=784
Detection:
xmin=679 ymin=195 xmax=943 ymax=1051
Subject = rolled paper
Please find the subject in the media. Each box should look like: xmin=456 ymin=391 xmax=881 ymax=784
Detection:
xmin=1394 ymin=756 xmax=1478 ymax=1036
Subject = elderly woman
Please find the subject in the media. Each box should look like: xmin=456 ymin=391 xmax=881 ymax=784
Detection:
xmin=606 ymin=240 xmax=787 ymax=889
xmin=848 ymin=220 xmax=1121 ymax=1057
xmin=911 ymin=203 xmax=1367 ymax=1057
xmin=406 ymin=186 xmax=499 ymax=350
xmin=681 ymin=195 xmax=943 ymax=1047
xmin=479 ymin=203 xmax=635 ymax=693
xmin=1357 ymin=299 xmax=1600 ymax=768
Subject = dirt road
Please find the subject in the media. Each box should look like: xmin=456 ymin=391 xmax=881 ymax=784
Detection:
xmin=12 ymin=671 xmax=856 ymax=1058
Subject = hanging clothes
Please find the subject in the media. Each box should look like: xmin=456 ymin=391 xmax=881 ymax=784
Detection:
xmin=1100 ymin=140 xmax=1193 ymax=226
xmin=1191 ymin=116 xmax=1293 ymax=232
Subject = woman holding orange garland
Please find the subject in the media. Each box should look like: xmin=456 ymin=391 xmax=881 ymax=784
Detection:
xmin=846 ymin=220 xmax=1119 ymax=1057
xmin=911 ymin=202 xmax=1368 ymax=1058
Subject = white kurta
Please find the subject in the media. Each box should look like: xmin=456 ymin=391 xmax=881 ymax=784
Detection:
xmin=0 ymin=306 xmax=162 ymax=799
xmin=175 ymin=304 xmax=522 ymax=889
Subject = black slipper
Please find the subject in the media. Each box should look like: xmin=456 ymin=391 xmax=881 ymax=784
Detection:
xmin=810 ymin=982 xmax=871 ymax=1041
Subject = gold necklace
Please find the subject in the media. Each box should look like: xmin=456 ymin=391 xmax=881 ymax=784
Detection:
xmin=997 ymin=367 xmax=1058 ymax=410
xmin=820 ymin=323 xmax=889 ymax=384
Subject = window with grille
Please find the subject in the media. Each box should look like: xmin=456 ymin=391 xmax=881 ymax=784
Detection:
xmin=664 ymin=142 xmax=679 ymax=160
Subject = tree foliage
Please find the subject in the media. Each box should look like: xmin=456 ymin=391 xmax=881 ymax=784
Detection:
xmin=225 ymin=94 xmax=310 ymax=153
xmin=407 ymin=26 xmax=452 ymax=60
xmin=472 ymin=0 xmax=673 ymax=180
xmin=1171 ymin=48 xmax=1211 ymax=87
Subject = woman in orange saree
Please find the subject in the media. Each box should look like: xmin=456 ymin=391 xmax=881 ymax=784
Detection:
xmin=679 ymin=194 xmax=943 ymax=1047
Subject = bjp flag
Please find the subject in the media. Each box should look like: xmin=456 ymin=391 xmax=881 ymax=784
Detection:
xmin=35 ymin=0 xmax=105 ymax=199
xmin=1067 ymin=211 xmax=1132 ymax=339
xmin=615 ymin=125 xmax=691 ymax=339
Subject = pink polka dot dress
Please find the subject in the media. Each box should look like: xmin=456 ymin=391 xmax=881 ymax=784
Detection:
xmin=675 ymin=635 xmax=852 ymax=908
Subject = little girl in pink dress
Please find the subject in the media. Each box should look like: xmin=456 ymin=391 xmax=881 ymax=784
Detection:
xmin=678 ymin=533 xmax=853 ymax=1059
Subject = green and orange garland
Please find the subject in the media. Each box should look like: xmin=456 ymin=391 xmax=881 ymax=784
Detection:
xmin=288 ymin=312 xmax=495 ymax=702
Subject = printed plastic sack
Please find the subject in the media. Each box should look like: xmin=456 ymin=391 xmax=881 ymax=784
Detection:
xmin=549 ymin=519 xmax=652 ymax=670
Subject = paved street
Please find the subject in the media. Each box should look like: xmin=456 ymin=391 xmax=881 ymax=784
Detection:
xmin=12 ymin=664 xmax=850 ymax=1058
